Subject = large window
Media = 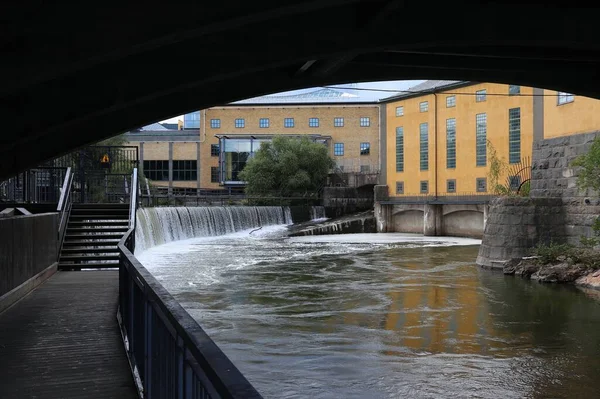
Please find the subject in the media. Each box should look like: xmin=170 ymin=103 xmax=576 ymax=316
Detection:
xmin=183 ymin=111 xmax=200 ymax=129
xmin=210 ymin=167 xmax=220 ymax=183
xmin=222 ymin=139 xmax=251 ymax=182
xmin=396 ymin=127 xmax=404 ymax=172
xmin=143 ymin=160 xmax=169 ymax=181
xmin=509 ymin=85 xmax=521 ymax=95
xmin=509 ymin=108 xmax=521 ymax=164
xmin=396 ymin=181 xmax=404 ymax=194
xmin=360 ymin=117 xmax=370 ymax=127
xmin=446 ymin=95 xmax=456 ymax=108
xmin=173 ymin=160 xmax=197 ymax=181
xmin=210 ymin=119 xmax=221 ymax=129
xmin=210 ymin=144 xmax=219 ymax=157
xmin=360 ymin=142 xmax=370 ymax=155
xmin=419 ymin=101 xmax=429 ymax=112
xmin=284 ymin=118 xmax=295 ymax=128
xmin=334 ymin=117 xmax=344 ymax=127
xmin=420 ymin=122 xmax=429 ymax=171
xmin=558 ymin=92 xmax=574 ymax=105
xmin=235 ymin=118 xmax=245 ymax=128
xmin=476 ymin=113 xmax=487 ymax=166
xmin=309 ymin=118 xmax=320 ymax=127
xmin=476 ymin=89 xmax=487 ymax=102
xmin=259 ymin=118 xmax=270 ymax=128
xmin=446 ymin=118 xmax=456 ymax=169
xmin=334 ymin=143 xmax=344 ymax=156
xmin=396 ymin=106 xmax=404 ymax=117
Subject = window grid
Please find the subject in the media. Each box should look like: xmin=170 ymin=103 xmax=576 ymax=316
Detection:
xmin=210 ymin=144 xmax=219 ymax=157
xmin=446 ymin=118 xmax=456 ymax=169
xmin=558 ymin=92 xmax=574 ymax=105
xmin=509 ymin=108 xmax=521 ymax=164
xmin=210 ymin=167 xmax=220 ymax=183
xmin=396 ymin=181 xmax=404 ymax=194
xmin=420 ymin=123 xmax=429 ymax=171
xmin=259 ymin=118 xmax=270 ymax=128
xmin=172 ymin=160 xmax=198 ymax=181
xmin=446 ymin=95 xmax=456 ymax=108
xmin=476 ymin=113 xmax=487 ymax=166
xmin=420 ymin=181 xmax=429 ymax=194
xmin=396 ymin=127 xmax=404 ymax=172
xmin=396 ymin=106 xmax=404 ymax=117
xmin=334 ymin=117 xmax=344 ymax=127
xmin=419 ymin=101 xmax=429 ymax=112
xmin=360 ymin=142 xmax=370 ymax=156
xmin=309 ymin=118 xmax=319 ymax=127
xmin=210 ymin=119 xmax=221 ymax=129
xmin=476 ymin=178 xmax=487 ymax=192
xmin=447 ymin=179 xmax=456 ymax=193
xmin=360 ymin=117 xmax=370 ymax=127
xmin=509 ymin=85 xmax=521 ymax=95
xmin=476 ymin=89 xmax=487 ymax=102
xmin=235 ymin=118 xmax=245 ymax=128
xmin=334 ymin=143 xmax=344 ymax=156
xmin=143 ymin=160 xmax=169 ymax=181
xmin=284 ymin=118 xmax=295 ymax=128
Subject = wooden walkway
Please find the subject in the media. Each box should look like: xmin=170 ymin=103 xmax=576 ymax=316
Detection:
xmin=0 ymin=271 xmax=138 ymax=399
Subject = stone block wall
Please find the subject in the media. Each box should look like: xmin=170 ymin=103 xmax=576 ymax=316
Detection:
xmin=476 ymin=197 xmax=565 ymax=268
xmin=322 ymin=186 xmax=374 ymax=218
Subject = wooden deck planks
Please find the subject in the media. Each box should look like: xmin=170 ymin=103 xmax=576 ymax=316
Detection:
xmin=0 ymin=271 xmax=138 ymax=399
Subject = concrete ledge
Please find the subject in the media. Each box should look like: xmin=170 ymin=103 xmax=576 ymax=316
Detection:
xmin=0 ymin=262 xmax=57 ymax=314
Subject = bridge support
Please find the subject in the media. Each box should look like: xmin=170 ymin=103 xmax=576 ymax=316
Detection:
xmin=423 ymin=204 xmax=442 ymax=236
xmin=374 ymin=185 xmax=392 ymax=232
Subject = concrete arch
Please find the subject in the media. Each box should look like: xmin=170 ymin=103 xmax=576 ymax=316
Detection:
xmin=442 ymin=210 xmax=484 ymax=238
xmin=442 ymin=204 xmax=485 ymax=217
xmin=393 ymin=210 xmax=424 ymax=234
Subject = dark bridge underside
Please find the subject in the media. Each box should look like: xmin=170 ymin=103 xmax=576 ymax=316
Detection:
xmin=2 ymin=1 xmax=600 ymax=179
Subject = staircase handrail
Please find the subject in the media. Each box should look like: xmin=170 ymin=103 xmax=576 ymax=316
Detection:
xmin=128 ymin=168 xmax=138 ymax=232
xmin=56 ymin=167 xmax=73 ymax=252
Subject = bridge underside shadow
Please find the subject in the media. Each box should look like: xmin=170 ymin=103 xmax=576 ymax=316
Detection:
xmin=3 ymin=2 xmax=600 ymax=178
xmin=0 ymin=271 xmax=137 ymax=399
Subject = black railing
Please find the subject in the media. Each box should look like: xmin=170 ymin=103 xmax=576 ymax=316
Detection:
xmin=118 ymin=169 xmax=262 ymax=399
xmin=0 ymin=167 xmax=68 ymax=203
xmin=381 ymin=192 xmax=495 ymax=205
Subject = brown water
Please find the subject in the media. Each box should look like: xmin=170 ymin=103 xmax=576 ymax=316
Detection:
xmin=139 ymin=230 xmax=600 ymax=398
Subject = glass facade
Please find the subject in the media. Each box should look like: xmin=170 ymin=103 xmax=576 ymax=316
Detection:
xmin=143 ymin=160 xmax=169 ymax=181
xmin=183 ymin=111 xmax=200 ymax=129
xmin=172 ymin=160 xmax=197 ymax=181
xmin=396 ymin=127 xmax=404 ymax=172
xmin=476 ymin=113 xmax=487 ymax=166
xmin=446 ymin=118 xmax=456 ymax=169
xmin=509 ymin=107 xmax=521 ymax=163
xmin=420 ymin=122 xmax=429 ymax=171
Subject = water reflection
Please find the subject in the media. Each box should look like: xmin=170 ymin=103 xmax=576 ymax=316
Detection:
xmin=140 ymin=233 xmax=600 ymax=398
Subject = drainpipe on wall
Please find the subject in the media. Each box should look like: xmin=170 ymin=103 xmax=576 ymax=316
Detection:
xmin=433 ymin=92 xmax=438 ymax=200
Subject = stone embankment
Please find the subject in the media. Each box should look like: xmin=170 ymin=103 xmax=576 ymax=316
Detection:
xmin=502 ymin=257 xmax=600 ymax=289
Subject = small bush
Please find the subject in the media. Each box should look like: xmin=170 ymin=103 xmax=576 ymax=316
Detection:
xmin=533 ymin=241 xmax=574 ymax=264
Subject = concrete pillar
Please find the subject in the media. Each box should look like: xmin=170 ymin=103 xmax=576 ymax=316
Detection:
xmin=374 ymin=185 xmax=392 ymax=232
xmin=483 ymin=204 xmax=490 ymax=229
xmin=196 ymin=142 xmax=201 ymax=195
xmin=423 ymin=204 xmax=442 ymax=236
xmin=168 ymin=142 xmax=173 ymax=198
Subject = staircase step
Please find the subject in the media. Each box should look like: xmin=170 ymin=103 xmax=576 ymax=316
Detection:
xmin=61 ymin=247 xmax=119 ymax=254
xmin=60 ymin=254 xmax=120 ymax=262
xmin=62 ymin=240 xmax=121 ymax=246
xmin=67 ymin=227 xmax=129 ymax=233
xmin=65 ymin=233 xmax=125 ymax=240
xmin=58 ymin=262 xmax=120 ymax=270
xmin=72 ymin=203 xmax=129 ymax=209
xmin=71 ymin=209 xmax=129 ymax=215
xmin=69 ymin=214 xmax=129 ymax=220
xmin=68 ymin=220 xmax=129 ymax=226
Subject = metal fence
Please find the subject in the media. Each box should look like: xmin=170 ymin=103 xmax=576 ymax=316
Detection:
xmin=382 ymin=192 xmax=494 ymax=205
xmin=0 ymin=167 xmax=68 ymax=203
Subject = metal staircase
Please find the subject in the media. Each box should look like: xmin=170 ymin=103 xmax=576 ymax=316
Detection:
xmin=58 ymin=203 xmax=130 ymax=270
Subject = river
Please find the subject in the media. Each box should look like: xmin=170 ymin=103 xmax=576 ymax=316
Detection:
xmin=137 ymin=225 xmax=600 ymax=398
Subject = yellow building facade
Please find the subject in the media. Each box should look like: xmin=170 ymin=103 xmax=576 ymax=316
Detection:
xmin=199 ymin=103 xmax=380 ymax=189
xmin=383 ymin=81 xmax=600 ymax=198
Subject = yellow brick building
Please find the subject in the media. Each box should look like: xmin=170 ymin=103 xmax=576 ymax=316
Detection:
xmin=382 ymin=81 xmax=600 ymax=198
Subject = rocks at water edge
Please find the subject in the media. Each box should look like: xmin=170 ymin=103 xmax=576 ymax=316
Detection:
xmin=503 ymin=257 xmax=600 ymax=287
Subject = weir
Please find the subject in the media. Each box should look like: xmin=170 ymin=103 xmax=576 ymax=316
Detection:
xmin=135 ymin=206 xmax=293 ymax=253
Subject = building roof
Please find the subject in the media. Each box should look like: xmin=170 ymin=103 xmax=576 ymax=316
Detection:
xmin=137 ymin=122 xmax=170 ymax=131
xmin=232 ymin=86 xmax=383 ymax=105
xmin=124 ymin=130 xmax=199 ymax=142
xmin=160 ymin=123 xmax=179 ymax=130
xmin=380 ymin=80 xmax=472 ymax=102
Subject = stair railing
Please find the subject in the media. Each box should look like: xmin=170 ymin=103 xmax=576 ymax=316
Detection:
xmin=57 ymin=167 xmax=73 ymax=252
xmin=126 ymin=168 xmax=138 ymax=252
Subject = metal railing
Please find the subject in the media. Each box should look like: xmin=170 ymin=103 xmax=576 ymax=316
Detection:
xmin=118 ymin=168 xmax=262 ymax=399
xmin=382 ymin=192 xmax=495 ymax=205
xmin=57 ymin=167 xmax=74 ymax=251
xmin=0 ymin=167 xmax=69 ymax=204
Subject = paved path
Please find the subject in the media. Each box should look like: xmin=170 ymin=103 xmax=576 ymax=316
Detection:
xmin=0 ymin=271 xmax=138 ymax=398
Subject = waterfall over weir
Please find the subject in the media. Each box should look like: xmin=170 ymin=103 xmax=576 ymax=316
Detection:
xmin=135 ymin=206 xmax=292 ymax=254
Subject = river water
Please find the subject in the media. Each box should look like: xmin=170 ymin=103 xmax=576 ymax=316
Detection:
xmin=137 ymin=226 xmax=600 ymax=399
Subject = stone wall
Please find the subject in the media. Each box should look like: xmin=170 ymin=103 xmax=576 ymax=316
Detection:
xmin=322 ymin=186 xmax=374 ymax=218
xmin=476 ymin=197 xmax=565 ymax=268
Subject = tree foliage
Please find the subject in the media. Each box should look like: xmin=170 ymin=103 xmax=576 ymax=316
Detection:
xmin=572 ymin=136 xmax=600 ymax=193
xmin=238 ymin=136 xmax=334 ymax=196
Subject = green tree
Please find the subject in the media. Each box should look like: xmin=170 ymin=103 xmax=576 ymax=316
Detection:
xmin=238 ymin=136 xmax=334 ymax=197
